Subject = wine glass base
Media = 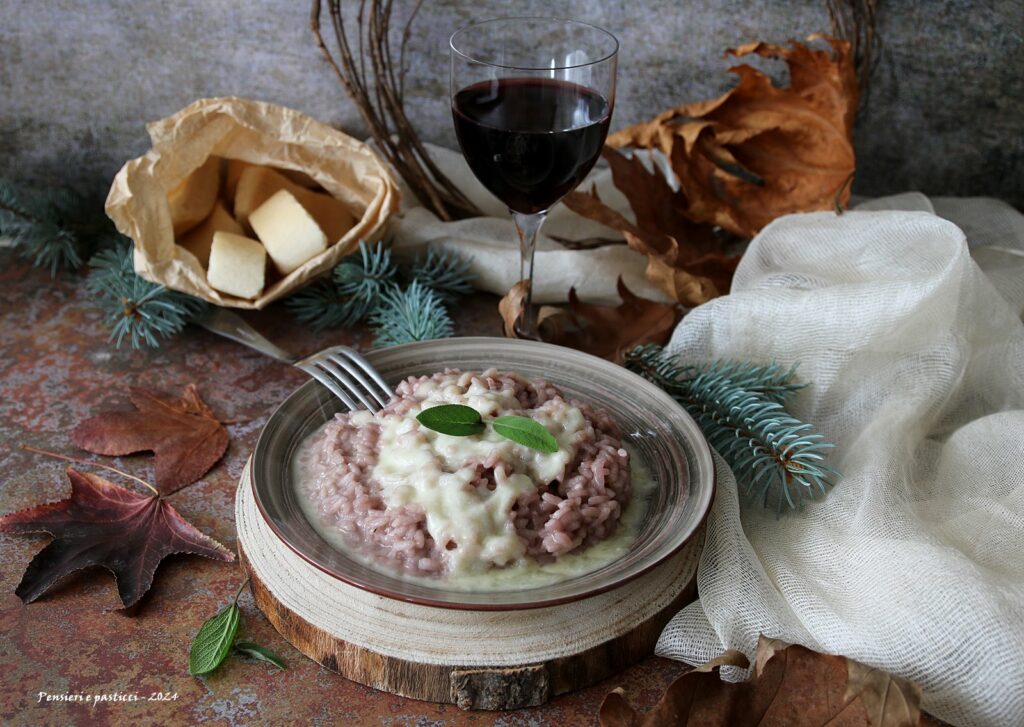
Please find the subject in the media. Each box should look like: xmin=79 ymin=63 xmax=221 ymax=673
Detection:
xmin=512 ymin=320 xmax=542 ymax=341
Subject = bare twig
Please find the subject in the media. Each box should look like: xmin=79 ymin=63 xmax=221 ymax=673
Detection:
xmin=398 ymin=0 xmax=423 ymax=104
xmin=310 ymin=0 xmax=482 ymax=221
xmin=825 ymin=0 xmax=881 ymax=101
xmin=0 ymin=198 xmax=44 ymax=226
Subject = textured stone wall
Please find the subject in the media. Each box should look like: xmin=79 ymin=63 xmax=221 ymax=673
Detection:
xmin=1 ymin=0 xmax=1021 ymax=208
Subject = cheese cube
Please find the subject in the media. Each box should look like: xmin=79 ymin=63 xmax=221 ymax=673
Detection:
xmin=299 ymin=190 xmax=357 ymax=244
xmin=207 ymin=231 xmax=266 ymax=299
xmin=167 ymin=157 xmax=221 ymax=236
xmin=225 ymin=159 xmax=255 ymax=200
xmin=248 ymin=189 xmax=327 ymax=275
xmin=234 ymin=166 xmax=303 ymax=227
xmin=233 ymin=165 xmax=356 ymax=244
xmin=178 ymin=201 xmax=244 ymax=268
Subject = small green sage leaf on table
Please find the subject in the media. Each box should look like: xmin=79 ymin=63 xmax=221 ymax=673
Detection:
xmin=492 ymin=415 xmax=560 ymax=453
xmin=416 ymin=404 xmax=484 ymax=436
xmin=234 ymin=642 xmax=287 ymax=670
xmin=189 ymin=602 xmax=240 ymax=676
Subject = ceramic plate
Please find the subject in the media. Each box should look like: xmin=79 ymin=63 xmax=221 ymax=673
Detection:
xmin=249 ymin=337 xmax=714 ymax=610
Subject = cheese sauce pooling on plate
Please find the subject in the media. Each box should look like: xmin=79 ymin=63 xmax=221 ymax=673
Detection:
xmin=292 ymin=369 xmax=652 ymax=588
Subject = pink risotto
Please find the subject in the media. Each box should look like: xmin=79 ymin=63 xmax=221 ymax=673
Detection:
xmin=293 ymin=369 xmax=632 ymax=577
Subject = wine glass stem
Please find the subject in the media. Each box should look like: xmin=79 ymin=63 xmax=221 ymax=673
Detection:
xmin=511 ymin=210 xmax=547 ymax=339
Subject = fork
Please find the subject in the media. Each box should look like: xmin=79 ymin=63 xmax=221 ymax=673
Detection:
xmin=199 ymin=308 xmax=393 ymax=413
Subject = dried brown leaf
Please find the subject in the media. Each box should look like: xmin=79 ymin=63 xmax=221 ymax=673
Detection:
xmin=846 ymin=660 xmax=923 ymax=727
xmin=0 ymin=468 xmax=234 ymax=609
xmin=599 ymin=636 xmax=922 ymax=727
xmin=563 ymin=150 xmax=739 ymax=307
xmin=599 ymin=687 xmax=639 ymax=727
xmin=608 ymin=36 xmax=858 ymax=238
xmin=499 ymin=277 xmax=680 ymax=364
xmin=70 ymin=384 xmax=229 ymax=495
xmin=498 ymin=280 xmax=530 ymax=338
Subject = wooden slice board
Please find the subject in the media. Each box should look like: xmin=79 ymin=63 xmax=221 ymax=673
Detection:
xmin=236 ymin=466 xmax=702 ymax=710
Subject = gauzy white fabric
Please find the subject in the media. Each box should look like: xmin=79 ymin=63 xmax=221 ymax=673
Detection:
xmin=657 ymin=196 xmax=1024 ymax=727
xmin=386 ymin=141 xmax=1024 ymax=723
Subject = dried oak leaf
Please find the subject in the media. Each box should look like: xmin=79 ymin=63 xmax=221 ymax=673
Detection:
xmin=564 ymin=148 xmax=740 ymax=307
xmin=500 ymin=277 xmax=680 ymax=364
xmin=71 ymin=384 xmax=229 ymax=495
xmin=0 ymin=468 xmax=234 ymax=609
xmin=600 ymin=635 xmax=922 ymax=727
xmin=498 ymin=279 xmax=531 ymax=339
xmin=606 ymin=35 xmax=858 ymax=238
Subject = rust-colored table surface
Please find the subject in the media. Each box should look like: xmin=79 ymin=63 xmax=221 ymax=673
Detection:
xmin=0 ymin=254 xmax=689 ymax=726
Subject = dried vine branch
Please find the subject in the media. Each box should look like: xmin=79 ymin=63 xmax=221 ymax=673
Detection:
xmin=310 ymin=0 xmax=482 ymax=221
xmin=826 ymin=0 xmax=881 ymax=98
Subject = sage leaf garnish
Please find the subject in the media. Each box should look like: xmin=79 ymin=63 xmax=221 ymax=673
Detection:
xmin=492 ymin=415 xmax=560 ymax=453
xmin=188 ymin=603 xmax=240 ymax=676
xmin=416 ymin=404 xmax=484 ymax=436
xmin=234 ymin=641 xmax=287 ymax=670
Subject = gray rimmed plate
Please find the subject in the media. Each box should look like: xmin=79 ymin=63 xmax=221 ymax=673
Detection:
xmin=249 ymin=337 xmax=714 ymax=610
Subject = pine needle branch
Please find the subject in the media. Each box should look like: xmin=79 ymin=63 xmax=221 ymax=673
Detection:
xmin=332 ymin=239 xmax=400 ymax=318
xmin=87 ymin=240 xmax=208 ymax=349
xmin=400 ymin=246 xmax=475 ymax=303
xmin=626 ymin=344 xmax=839 ymax=513
xmin=285 ymin=278 xmax=361 ymax=331
xmin=0 ymin=179 xmax=115 ymax=276
xmin=368 ymin=280 xmax=453 ymax=347
xmin=286 ymin=240 xmax=398 ymax=330
xmin=638 ymin=355 xmax=806 ymax=406
xmin=286 ymin=241 xmax=471 ymax=337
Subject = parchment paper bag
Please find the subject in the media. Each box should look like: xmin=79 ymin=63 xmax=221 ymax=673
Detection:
xmin=105 ymin=97 xmax=400 ymax=308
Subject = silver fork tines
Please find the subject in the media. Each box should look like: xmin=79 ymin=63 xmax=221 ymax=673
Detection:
xmin=197 ymin=310 xmax=393 ymax=412
xmin=295 ymin=346 xmax=394 ymax=413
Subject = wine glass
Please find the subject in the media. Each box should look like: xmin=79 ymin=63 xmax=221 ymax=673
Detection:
xmin=450 ymin=17 xmax=618 ymax=338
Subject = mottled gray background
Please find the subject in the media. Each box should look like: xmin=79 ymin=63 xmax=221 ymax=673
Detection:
xmin=1 ymin=0 xmax=1021 ymax=208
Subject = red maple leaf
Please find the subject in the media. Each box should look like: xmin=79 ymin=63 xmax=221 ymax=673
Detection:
xmin=0 ymin=468 xmax=234 ymax=609
xmin=71 ymin=384 xmax=229 ymax=495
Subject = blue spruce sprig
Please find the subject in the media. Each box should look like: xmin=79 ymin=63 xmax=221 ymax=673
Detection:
xmin=284 ymin=278 xmax=361 ymax=331
xmin=332 ymin=240 xmax=399 ymax=318
xmin=87 ymin=240 xmax=208 ymax=349
xmin=625 ymin=344 xmax=838 ymax=513
xmin=286 ymin=241 xmax=472 ymax=338
xmin=286 ymin=241 xmax=398 ymax=330
xmin=369 ymin=280 xmax=453 ymax=347
xmin=401 ymin=246 xmax=475 ymax=303
xmin=0 ymin=179 xmax=115 ymax=276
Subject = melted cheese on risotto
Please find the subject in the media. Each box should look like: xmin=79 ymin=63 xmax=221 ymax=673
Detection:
xmin=371 ymin=376 xmax=587 ymax=574
xmin=293 ymin=368 xmax=646 ymax=586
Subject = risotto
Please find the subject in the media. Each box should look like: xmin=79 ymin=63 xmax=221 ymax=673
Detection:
xmin=292 ymin=368 xmax=649 ymax=585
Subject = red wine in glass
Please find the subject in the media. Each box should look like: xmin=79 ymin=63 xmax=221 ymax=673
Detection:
xmin=452 ymin=77 xmax=612 ymax=215
xmin=450 ymin=18 xmax=618 ymax=337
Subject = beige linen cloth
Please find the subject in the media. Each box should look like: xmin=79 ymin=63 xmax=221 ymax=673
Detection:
xmin=393 ymin=149 xmax=1024 ymax=727
xmin=390 ymin=143 xmax=668 ymax=303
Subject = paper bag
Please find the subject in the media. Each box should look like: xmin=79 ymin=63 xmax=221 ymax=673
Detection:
xmin=105 ymin=97 xmax=400 ymax=309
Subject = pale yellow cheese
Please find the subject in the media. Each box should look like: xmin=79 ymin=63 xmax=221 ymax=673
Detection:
xmin=207 ymin=231 xmax=266 ymax=299
xmin=248 ymin=189 xmax=327 ymax=275
xmin=178 ymin=200 xmax=244 ymax=268
xmin=233 ymin=165 xmax=356 ymax=244
xmin=233 ymin=165 xmax=284 ymax=226
xmin=299 ymin=189 xmax=357 ymax=245
xmin=167 ymin=157 xmax=221 ymax=236
xmin=372 ymin=376 xmax=587 ymax=575
xmin=224 ymin=159 xmax=254 ymax=200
